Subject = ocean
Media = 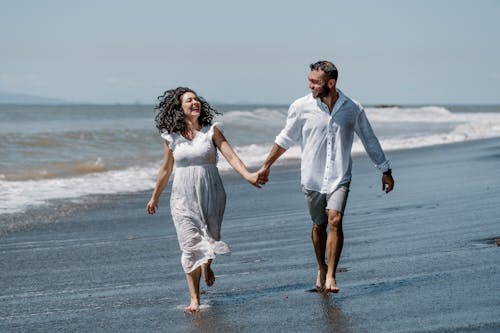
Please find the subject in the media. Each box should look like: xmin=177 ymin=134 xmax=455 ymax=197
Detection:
xmin=1 ymin=103 xmax=500 ymax=218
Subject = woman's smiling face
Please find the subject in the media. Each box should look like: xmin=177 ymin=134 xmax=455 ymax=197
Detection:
xmin=181 ymin=92 xmax=201 ymax=120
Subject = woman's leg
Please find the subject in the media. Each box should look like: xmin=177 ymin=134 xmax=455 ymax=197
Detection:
xmin=202 ymin=259 xmax=215 ymax=286
xmin=185 ymin=266 xmax=202 ymax=312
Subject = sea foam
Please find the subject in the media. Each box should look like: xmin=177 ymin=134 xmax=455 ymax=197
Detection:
xmin=2 ymin=105 xmax=500 ymax=216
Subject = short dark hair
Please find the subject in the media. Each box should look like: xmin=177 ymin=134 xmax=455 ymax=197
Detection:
xmin=310 ymin=60 xmax=338 ymax=81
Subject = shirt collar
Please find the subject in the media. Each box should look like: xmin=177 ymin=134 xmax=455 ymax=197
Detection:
xmin=315 ymin=88 xmax=346 ymax=115
xmin=332 ymin=89 xmax=347 ymax=115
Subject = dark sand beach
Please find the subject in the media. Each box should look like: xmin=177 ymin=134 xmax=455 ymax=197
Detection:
xmin=1 ymin=138 xmax=499 ymax=332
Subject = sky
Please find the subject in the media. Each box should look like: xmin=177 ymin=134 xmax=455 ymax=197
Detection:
xmin=1 ymin=0 xmax=499 ymax=105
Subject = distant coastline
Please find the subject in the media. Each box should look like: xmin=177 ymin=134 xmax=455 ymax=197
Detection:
xmin=0 ymin=90 xmax=73 ymax=105
xmin=2 ymin=90 xmax=499 ymax=107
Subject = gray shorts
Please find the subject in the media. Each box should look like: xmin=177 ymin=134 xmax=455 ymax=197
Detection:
xmin=302 ymin=184 xmax=350 ymax=225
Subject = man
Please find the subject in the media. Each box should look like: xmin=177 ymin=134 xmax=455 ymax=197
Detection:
xmin=257 ymin=60 xmax=395 ymax=293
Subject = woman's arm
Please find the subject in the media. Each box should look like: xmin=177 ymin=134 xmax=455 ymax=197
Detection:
xmin=212 ymin=127 xmax=261 ymax=188
xmin=146 ymin=141 xmax=174 ymax=214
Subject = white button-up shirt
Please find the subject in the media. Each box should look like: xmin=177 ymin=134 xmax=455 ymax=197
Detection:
xmin=275 ymin=89 xmax=390 ymax=194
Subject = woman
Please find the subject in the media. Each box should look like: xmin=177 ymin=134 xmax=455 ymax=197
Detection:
xmin=146 ymin=87 xmax=261 ymax=312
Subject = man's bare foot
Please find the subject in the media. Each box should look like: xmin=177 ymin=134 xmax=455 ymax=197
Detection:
xmin=202 ymin=264 xmax=215 ymax=287
xmin=184 ymin=300 xmax=200 ymax=312
xmin=325 ymin=277 xmax=340 ymax=293
xmin=316 ymin=267 xmax=327 ymax=292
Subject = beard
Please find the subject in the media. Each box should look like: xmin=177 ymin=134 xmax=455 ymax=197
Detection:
xmin=314 ymin=82 xmax=330 ymax=99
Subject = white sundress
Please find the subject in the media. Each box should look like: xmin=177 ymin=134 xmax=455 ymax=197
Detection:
xmin=161 ymin=122 xmax=230 ymax=273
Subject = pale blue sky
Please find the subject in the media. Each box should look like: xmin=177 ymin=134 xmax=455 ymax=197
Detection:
xmin=1 ymin=0 xmax=499 ymax=104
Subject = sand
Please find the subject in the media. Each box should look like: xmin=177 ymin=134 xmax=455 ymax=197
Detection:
xmin=1 ymin=138 xmax=499 ymax=332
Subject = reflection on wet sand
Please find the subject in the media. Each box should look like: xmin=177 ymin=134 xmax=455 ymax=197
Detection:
xmin=320 ymin=295 xmax=353 ymax=333
xmin=188 ymin=305 xmax=238 ymax=333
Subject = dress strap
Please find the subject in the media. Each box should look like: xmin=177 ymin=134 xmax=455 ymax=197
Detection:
xmin=208 ymin=122 xmax=223 ymax=139
xmin=160 ymin=131 xmax=176 ymax=149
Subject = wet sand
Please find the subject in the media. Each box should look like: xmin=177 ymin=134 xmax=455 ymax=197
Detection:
xmin=1 ymin=138 xmax=500 ymax=332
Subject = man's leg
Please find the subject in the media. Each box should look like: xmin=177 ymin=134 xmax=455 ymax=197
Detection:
xmin=325 ymin=184 xmax=349 ymax=293
xmin=325 ymin=210 xmax=343 ymax=293
xmin=302 ymin=186 xmax=329 ymax=291
xmin=312 ymin=223 xmax=328 ymax=291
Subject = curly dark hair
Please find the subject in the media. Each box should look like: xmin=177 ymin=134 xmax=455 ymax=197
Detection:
xmin=154 ymin=87 xmax=221 ymax=134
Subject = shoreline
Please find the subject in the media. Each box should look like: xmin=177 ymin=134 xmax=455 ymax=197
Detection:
xmin=2 ymin=136 xmax=499 ymax=235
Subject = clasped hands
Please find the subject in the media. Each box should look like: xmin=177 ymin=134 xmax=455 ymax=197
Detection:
xmin=247 ymin=166 xmax=270 ymax=188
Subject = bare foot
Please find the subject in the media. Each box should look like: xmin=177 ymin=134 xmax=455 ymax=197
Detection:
xmin=316 ymin=267 xmax=327 ymax=292
xmin=202 ymin=264 xmax=215 ymax=287
xmin=325 ymin=277 xmax=340 ymax=293
xmin=184 ymin=300 xmax=200 ymax=313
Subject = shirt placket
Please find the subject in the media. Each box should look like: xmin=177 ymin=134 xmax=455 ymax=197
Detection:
xmin=321 ymin=103 xmax=334 ymax=192
xmin=325 ymin=134 xmax=332 ymax=176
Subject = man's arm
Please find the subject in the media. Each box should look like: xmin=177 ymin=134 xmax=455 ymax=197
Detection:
xmin=259 ymin=102 xmax=301 ymax=184
xmin=257 ymin=143 xmax=287 ymax=184
xmin=355 ymin=109 xmax=395 ymax=193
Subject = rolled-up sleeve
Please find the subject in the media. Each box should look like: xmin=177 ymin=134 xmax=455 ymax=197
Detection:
xmin=354 ymin=109 xmax=391 ymax=172
xmin=275 ymin=104 xmax=302 ymax=150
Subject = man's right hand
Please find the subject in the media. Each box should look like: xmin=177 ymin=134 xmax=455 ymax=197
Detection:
xmin=256 ymin=144 xmax=287 ymax=186
xmin=256 ymin=166 xmax=270 ymax=185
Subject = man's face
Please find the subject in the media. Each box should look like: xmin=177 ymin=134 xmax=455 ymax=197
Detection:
xmin=308 ymin=70 xmax=330 ymax=98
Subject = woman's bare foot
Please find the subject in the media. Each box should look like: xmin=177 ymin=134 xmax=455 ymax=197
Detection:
xmin=202 ymin=263 xmax=215 ymax=287
xmin=325 ymin=276 xmax=340 ymax=293
xmin=316 ymin=267 xmax=327 ymax=292
xmin=184 ymin=300 xmax=200 ymax=312
xmin=185 ymin=268 xmax=201 ymax=312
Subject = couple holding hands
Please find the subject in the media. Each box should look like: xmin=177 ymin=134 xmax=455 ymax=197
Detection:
xmin=146 ymin=60 xmax=395 ymax=312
